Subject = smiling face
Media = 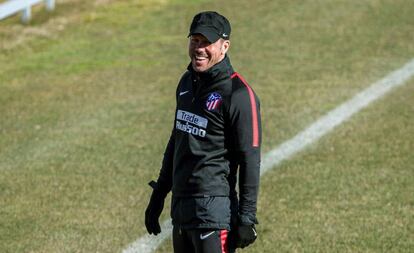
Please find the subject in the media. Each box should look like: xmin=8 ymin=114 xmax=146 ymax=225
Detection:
xmin=188 ymin=34 xmax=230 ymax=73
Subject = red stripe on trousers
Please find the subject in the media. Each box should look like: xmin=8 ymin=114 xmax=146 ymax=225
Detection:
xmin=231 ymin=72 xmax=259 ymax=147
xmin=220 ymin=230 xmax=228 ymax=253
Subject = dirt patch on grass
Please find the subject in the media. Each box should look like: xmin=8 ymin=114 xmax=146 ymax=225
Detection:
xmin=0 ymin=0 xmax=118 ymax=51
xmin=0 ymin=17 xmax=68 ymax=50
xmin=0 ymin=0 xmax=169 ymax=51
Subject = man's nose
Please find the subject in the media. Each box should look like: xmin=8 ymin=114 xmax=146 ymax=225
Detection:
xmin=194 ymin=41 xmax=206 ymax=49
xmin=194 ymin=46 xmax=204 ymax=53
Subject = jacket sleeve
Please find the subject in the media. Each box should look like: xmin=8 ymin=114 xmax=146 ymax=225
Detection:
xmin=155 ymin=129 xmax=174 ymax=195
xmin=153 ymin=80 xmax=181 ymax=195
xmin=228 ymin=80 xmax=262 ymax=225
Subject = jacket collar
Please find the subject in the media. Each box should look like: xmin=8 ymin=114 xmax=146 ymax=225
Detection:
xmin=187 ymin=55 xmax=234 ymax=84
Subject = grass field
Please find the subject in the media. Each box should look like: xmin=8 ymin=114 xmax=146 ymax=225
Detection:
xmin=1 ymin=0 xmax=413 ymax=252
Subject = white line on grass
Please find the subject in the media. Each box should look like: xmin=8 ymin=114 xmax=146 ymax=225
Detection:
xmin=123 ymin=220 xmax=173 ymax=253
xmin=122 ymin=58 xmax=414 ymax=253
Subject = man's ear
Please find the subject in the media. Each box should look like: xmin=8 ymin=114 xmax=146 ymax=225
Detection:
xmin=221 ymin=40 xmax=230 ymax=55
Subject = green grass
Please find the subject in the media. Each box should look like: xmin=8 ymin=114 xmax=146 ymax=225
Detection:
xmin=254 ymin=82 xmax=414 ymax=253
xmin=1 ymin=0 xmax=413 ymax=252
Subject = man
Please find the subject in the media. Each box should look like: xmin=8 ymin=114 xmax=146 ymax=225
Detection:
xmin=145 ymin=11 xmax=261 ymax=253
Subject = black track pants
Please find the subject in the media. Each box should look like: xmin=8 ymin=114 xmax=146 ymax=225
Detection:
xmin=172 ymin=227 xmax=235 ymax=253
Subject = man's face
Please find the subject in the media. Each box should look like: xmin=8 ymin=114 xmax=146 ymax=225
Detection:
xmin=188 ymin=34 xmax=229 ymax=73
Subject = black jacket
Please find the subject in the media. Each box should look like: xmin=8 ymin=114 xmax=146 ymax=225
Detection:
xmin=155 ymin=56 xmax=261 ymax=229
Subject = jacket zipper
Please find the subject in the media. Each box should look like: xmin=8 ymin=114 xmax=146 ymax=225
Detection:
xmin=192 ymin=77 xmax=200 ymax=103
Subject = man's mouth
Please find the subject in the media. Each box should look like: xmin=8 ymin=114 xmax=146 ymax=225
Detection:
xmin=194 ymin=55 xmax=208 ymax=62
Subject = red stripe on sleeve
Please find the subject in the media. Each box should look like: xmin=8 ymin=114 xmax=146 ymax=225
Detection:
xmin=231 ymin=72 xmax=260 ymax=147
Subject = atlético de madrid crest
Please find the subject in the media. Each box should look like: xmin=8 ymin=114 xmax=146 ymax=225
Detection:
xmin=206 ymin=92 xmax=222 ymax=111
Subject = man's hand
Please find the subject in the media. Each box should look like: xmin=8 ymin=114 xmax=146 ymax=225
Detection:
xmin=234 ymin=224 xmax=257 ymax=248
xmin=145 ymin=182 xmax=166 ymax=235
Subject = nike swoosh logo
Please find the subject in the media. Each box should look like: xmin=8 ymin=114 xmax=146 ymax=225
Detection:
xmin=200 ymin=231 xmax=215 ymax=240
xmin=179 ymin=91 xmax=189 ymax=96
xmin=252 ymin=227 xmax=257 ymax=237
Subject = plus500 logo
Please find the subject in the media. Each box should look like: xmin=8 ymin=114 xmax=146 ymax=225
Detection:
xmin=176 ymin=120 xmax=206 ymax=137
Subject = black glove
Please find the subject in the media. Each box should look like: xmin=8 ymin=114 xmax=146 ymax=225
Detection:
xmin=234 ymin=224 xmax=257 ymax=248
xmin=145 ymin=181 xmax=167 ymax=235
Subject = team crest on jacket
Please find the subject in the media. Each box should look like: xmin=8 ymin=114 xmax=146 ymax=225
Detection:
xmin=206 ymin=92 xmax=222 ymax=111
